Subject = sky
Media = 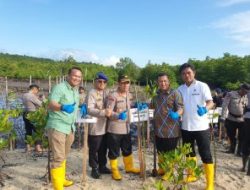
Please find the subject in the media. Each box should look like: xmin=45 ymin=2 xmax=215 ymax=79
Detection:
xmin=0 ymin=0 xmax=250 ymax=67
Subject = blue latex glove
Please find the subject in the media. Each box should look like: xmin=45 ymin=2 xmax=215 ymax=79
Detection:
xmin=134 ymin=102 xmax=148 ymax=111
xmin=118 ymin=111 xmax=127 ymax=120
xmin=80 ymin=103 xmax=88 ymax=118
xmin=197 ymin=105 xmax=208 ymax=116
xmin=61 ymin=103 xmax=76 ymax=114
xmin=169 ymin=110 xmax=180 ymax=121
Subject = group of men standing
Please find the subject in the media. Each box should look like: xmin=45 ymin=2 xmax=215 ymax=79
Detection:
xmin=23 ymin=63 xmax=250 ymax=190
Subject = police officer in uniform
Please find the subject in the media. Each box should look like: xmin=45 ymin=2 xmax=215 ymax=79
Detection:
xmin=22 ymin=84 xmax=43 ymax=153
xmin=221 ymin=84 xmax=249 ymax=155
xmin=86 ymin=72 xmax=112 ymax=179
xmin=106 ymin=74 xmax=140 ymax=180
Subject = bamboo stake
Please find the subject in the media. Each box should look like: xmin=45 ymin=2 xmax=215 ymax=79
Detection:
xmin=134 ymin=84 xmax=146 ymax=180
xmin=146 ymin=109 xmax=150 ymax=147
xmin=29 ymin=75 xmax=32 ymax=85
xmin=82 ymin=123 xmax=89 ymax=185
xmin=84 ymin=68 xmax=87 ymax=88
xmin=5 ymin=76 xmax=8 ymax=108
xmin=48 ymin=76 xmax=51 ymax=93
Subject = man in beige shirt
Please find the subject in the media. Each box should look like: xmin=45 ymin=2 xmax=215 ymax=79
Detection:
xmin=106 ymin=75 xmax=140 ymax=180
xmin=22 ymin=84 xmax=42 ymax=152
xmin=86 ymin=72 xmax=112 ymax=179
xmin=221 ymin=84 xmax=249 ymax=155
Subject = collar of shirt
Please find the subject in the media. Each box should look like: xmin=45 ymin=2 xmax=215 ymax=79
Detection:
xmin=184 ymin=79 xmax=197 ymax=88
xmin=65 ymin=80 xmax=77 ymax=91
xmin=157 ymin=89 xmax=172 ymax=95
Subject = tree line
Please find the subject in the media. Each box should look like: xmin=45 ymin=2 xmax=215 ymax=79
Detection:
xmin=1 ymin=52 xmax=250 ymax=90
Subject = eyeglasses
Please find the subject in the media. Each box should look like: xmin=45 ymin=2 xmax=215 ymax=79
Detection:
xmin=97 ymin=80 xmax=107 ymax=84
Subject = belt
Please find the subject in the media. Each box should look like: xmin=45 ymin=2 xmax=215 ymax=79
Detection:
xmin=229 ymin=112 xmax=243 ymax=118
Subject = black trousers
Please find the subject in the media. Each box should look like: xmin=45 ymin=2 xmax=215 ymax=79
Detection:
xmin=181 ymin=129 xmax=213 ymax=164
xmin=23 ymin=113 xmax=40 ymax=145
xmin=225 ymin=119 xmax=244 ymax=153
xmin=155 ymin=136 xmax=179 ymax=153
xmin=88 ymin=134 xmax=108 ymax=169
xmin=107 ymin=133 xmax=132 ymax=160
xmin=242 ymin=118 xmax=250 ymax=156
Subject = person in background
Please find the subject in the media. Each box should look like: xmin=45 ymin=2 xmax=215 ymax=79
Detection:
xmin=46 ymin=67 xmax=82 ymax=189
xmin=150 ymin=72 xmax=183 ymax=180
xmin=178 ymin=63 xmax=214 ymax=190
xmin=221 ymin=84 xmax=249 ymax=156
xmin=212 ymin=88 xmax=223 ymax=108
xmin=22 ymin=84 xmax=42 ymax=153
xmin=79 ymin=86 xmax=86 ymax=105
xmin=106 ymin=74 xmax=140 ymax=180
xmin=86 ymin=72 xmax=112 ymax=179
xmin=241 ymin=86 xmax=250 ymax=175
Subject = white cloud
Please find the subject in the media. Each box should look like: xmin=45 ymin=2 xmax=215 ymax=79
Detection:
xmin=101 ymin=56 xmax=120 ymax=66
xmin=212 ymin=11 xmax=250 ymax=45
xmin=217 ymin=0 xmax=250 ymax=6
xmin=40 ymin=49 xmax=98 ymax=62
xmin=38 ymin=49 xmax=119 ymax=66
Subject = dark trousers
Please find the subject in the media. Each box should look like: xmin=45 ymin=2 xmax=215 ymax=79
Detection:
xmin=107 ymin=133 xmax=132 ymax=160
xmin=88 ymin=134 xmax=108 ymax=169
xmin=225 ymin=119 xmax=244 ymax=154
xmin=181 ymin=129 xmax=213 ymax=164
xmin=242 ymin=119 xmax=250 ymax=156
xmin=23 ymin=113 xmax=40 ymax=145
xmin=155 ymin=136 xmax=179 ymax=153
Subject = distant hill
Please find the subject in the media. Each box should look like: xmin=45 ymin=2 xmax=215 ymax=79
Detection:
xmin=1 ymin=52 xmax=250 ymax=90
xmin=0 ymin=53 xmax=118 ymax=83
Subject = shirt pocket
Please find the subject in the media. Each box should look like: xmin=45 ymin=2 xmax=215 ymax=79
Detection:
xmin=60 ymin=92 xmax=74 ymax=105
xmin=96 ymin=98 xmax=103 ymax=109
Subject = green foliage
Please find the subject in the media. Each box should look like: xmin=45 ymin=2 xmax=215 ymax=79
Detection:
xmin=116 ymin=57 xmax=141 ymax=82
xmin=144 ymin=81 xmax=158 ymax=99
xmin=0 ymin=109 xmax=21 ymax=150
xmin=155 ymin=144 xmax=203 ymax=190
xmin=0 ymin=138 xmax=9 ymax=149
xmin=188 ymin=53 xmax=250 ymax=90
xmin=224 ymin=81 xmax=241 ymax=91
xmin=139 ymin=62 xmax=178 ymax=88
xmin=26 ymin=102 xmax=49 ymax=148
xmin=1 ymin=52 xmax=250 ymax=90
xmin=0 ymin=53 xmax=118 ymax=84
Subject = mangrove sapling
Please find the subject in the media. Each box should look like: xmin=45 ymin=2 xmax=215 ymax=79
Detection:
xmin=155 ymin=144 xmax=203 ymax=190
xmin=0 ymin=109 xmax=21 ymax=187
xmin=26 ymin=101 xmax=50 ymax=182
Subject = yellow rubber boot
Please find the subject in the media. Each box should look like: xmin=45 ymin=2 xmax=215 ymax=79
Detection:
xmin=62 ymin=160 xmax=74 ymax=187
xmin=110 ymin=159 xmax=122 ymax=180
xmin=123 ymin=154 xmax=140 ymax=174
xmin=204 ymin=163 xmax=214 ymax=190
xmin=51 ymin=166 xmax=64 ymax=190
xmin=185 ymin=156 xmax=198 ymax=183
xmin=157 ymin=154 xmax=165 ymax=176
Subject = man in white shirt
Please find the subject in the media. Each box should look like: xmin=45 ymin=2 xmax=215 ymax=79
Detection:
xmin=178 ymin=63 xmax=214 ymax=190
